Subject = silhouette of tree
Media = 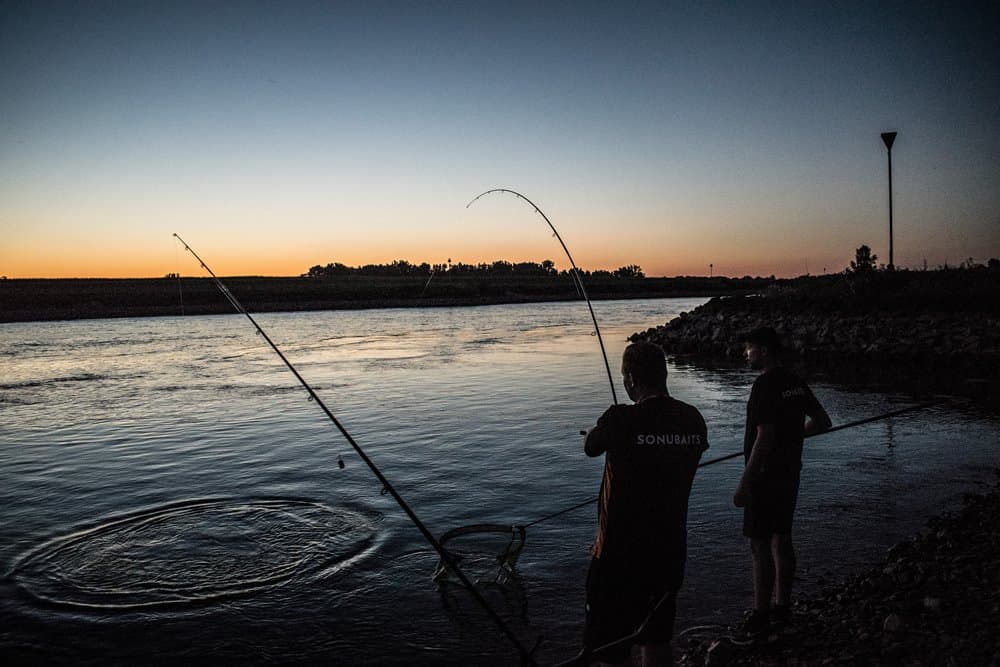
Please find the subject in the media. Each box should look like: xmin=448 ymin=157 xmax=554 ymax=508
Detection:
xmin=304 ymin=258 xmax=642 ymax=279
xmin=613 ymin=265 xmax=645 ymax=279
xmin=306 ymin=262 xmax=352 ymax=278
xmin=848 ymin=245 xmax=878 ymax=273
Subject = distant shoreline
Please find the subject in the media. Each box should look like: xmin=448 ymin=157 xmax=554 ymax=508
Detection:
xmin=0 ymin=275 xmax=766 ymax=324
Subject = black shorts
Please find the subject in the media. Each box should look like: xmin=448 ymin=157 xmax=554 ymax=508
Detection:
xmin=743 ymin=472 xmax=800 ymax=538
xmin=584 ymin=556 xmax=679 ymax=662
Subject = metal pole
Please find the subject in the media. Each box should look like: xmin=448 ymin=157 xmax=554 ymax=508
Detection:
xmin=887 ymin=147 xmax=894 ymax=270
xmin=881 ymin=132 xmax=897 ymax=270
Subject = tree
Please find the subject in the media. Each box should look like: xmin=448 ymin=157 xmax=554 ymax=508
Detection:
xmin=848 ymin=245 xmax=878 ymax=273
xmin=306 ymin=262 xmax=351 ymax=278
xmin=613 ymin=264 xmax=644 ymax=279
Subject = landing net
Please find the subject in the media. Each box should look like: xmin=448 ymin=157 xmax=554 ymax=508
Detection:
xmin=432 ymin=523 xmax=526 ymax=587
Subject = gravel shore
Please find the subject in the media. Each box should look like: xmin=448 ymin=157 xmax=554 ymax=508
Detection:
xmin=675 ymin=471 xmax=1000 ymax=666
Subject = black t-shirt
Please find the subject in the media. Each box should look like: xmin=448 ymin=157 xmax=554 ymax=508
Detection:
xmin=743 ymin=367 xmax=823 ymax=474
xmin=590 ymin=396 xmax=708 ymax=570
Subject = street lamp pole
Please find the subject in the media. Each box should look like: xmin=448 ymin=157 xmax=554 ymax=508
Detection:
xmin=881 ymin=131 xmax=897 ymax=270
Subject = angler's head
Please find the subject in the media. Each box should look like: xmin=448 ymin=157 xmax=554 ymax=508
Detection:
xmin=621 ymin=341 xmax=667 ymax=402
xmin=742 ymin=326 xmax=782 ymax=370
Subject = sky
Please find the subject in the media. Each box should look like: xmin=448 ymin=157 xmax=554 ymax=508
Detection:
xmin=2 ymin=1 xmax=998 ymax=279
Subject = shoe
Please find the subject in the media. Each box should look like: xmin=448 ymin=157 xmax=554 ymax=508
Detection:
xmin=731 ymin=608 xmax=769 ymax=645
xmin=771 ymin=604 xmax=791 ymax=631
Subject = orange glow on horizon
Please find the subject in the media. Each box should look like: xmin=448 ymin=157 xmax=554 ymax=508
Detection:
xmin=0 ymin=216 xmax=915 ymax=279
xmin=2 ymin=249 xmax=845 ymax=280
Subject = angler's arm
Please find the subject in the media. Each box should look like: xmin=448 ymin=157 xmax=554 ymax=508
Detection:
xmin=733 ymin=424 xmax=774 ymax=507
xmin=584 ymin=425 xmax=611 ymax=457
xmin=804 ymin=404 xmax=832 ymax=437
xmin=584 ymin=406 xmax=620 ymax=457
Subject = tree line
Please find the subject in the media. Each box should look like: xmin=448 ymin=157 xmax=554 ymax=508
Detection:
xmin=304 ymin=259 xmax=645 ymax=279
xmin=847 ymin=245 xmax=999 ymax=274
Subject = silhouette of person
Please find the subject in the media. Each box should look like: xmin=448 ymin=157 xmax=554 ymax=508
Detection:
xmin=582 ymin=341 xmax=708 ymax=666
xmin=733 ymin=327 xmax=831 ymax=641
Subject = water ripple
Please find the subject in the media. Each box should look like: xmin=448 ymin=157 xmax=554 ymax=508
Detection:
xmin=8 ymin=497 xmax=381 ymax=610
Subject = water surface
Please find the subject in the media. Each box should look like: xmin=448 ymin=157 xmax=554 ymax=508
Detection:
xmin=1 ymin=298 xmax=996 ymax=664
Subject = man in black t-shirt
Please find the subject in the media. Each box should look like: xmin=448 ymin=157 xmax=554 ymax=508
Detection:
xmin=733 ymin=327 xmax=831 ymax=640
xmin=582 ymin=341 xmax=708 ymax=665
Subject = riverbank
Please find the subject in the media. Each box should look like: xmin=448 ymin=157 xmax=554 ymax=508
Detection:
xmin=0 ymin=275 xmax=765 ymax=323
xmin=676 ymin=470 xmax=1000 ymax=666
xmin=631 ymin=269 xmax=1000 ymax=401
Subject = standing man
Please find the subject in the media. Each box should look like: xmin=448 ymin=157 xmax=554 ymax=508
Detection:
xmin=582 ymin=341 xmax=709 ymax=666
xmin=733 ymin=327 xmax=831 ymax=641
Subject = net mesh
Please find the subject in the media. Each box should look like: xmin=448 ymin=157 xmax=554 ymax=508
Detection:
xmin=432 ymin=523 xmax=526 ymax=586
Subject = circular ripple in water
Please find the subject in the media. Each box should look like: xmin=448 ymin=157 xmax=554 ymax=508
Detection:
xmin=9 ymin=497 xmax=379 ymax=609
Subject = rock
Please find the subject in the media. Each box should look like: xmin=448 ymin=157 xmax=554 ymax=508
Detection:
xmin=676 ymin=474 xmax=1000 ymax=666
xmin=632 ymin=290 xmax=1000 ymax=386
xmin=883 ymin=613 xmax=904 ymax=632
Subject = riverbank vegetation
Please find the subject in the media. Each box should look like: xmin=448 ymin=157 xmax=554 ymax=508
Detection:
xmin=0 ymin=262 xmax=772 ymax=323
xmin=4 ymin=253 xmax=997 ymax=328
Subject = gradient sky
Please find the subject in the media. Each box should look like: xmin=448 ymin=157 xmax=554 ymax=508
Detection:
xmin=2 ymin=1 xmax=998 ymax=278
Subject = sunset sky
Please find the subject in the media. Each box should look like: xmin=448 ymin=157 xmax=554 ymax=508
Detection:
xmin=2 ymin=1 xmax=997 ymax=278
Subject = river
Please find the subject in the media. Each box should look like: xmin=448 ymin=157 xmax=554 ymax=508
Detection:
xmin=1 ymin=298 xmax=996 ymax=665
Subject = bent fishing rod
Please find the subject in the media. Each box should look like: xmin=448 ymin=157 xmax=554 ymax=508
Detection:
xmin=522 ymin=397 xmax=948 ymax=529
xmin=467 ymin=188 xmax=618 ymax=406
xmin=172 ymin=234 xmax=539 ymax=666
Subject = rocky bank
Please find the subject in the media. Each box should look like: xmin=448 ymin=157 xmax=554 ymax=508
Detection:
xmin=675 ymin=471 xmax=1000 ymax=666
xmin=632 ymin=296 xmax=1000 ymax=373
xmin=629 ymin=283 xmax=1000 ymax=406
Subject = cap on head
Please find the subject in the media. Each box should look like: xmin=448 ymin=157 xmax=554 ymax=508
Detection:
xmin=742 ymin=326 xmax=782 ymax=353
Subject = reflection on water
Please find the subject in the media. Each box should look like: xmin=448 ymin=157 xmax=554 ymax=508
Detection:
xmin=1 ymin=298 xmax=997 ymax=665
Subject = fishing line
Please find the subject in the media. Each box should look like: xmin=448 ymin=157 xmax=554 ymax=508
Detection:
xmin=467 ymin=188 xmax=618 ymax=405
xmin=419 ymin=268 xmax=436 ymax=296
xmin=522 ymin=397 xmax=948 ymax=529
xmin=173 ymin=242 xmax=185 ymax=316
xmin=171 ymin=234 xmax=539 ymax=666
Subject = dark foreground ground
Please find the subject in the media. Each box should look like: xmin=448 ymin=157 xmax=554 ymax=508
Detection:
xmin=676 ymin=471 xmax=1000 ymax=666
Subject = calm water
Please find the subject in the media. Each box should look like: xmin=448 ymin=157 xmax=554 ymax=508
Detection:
xmin=1 ymin=298 xmax=997 ymax=665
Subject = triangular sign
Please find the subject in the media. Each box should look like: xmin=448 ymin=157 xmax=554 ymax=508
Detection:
xmin=881 ymin=132 xmax=897 ymax=150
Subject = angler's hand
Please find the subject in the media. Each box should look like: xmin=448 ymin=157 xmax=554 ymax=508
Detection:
xmin=733 ymin=482 xmax=750 ymax=508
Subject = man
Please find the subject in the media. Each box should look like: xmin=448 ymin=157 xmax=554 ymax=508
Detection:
xmin=582 ymin=341 xmax=708 ymax=666
xmin=733 ymin=327 xmax=831 ymax=640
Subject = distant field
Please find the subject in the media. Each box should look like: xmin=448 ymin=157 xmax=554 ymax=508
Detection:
xmin=0 ymin=275 xmax=767 ymax=323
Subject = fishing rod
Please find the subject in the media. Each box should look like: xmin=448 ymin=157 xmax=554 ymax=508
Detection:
xmin=554 ymin=590 xmax=677 ymax=667
xmin=523 ymin=397 xmax=947 ymax=529
xmin=172 ymin=234 xmax=539 ymax=666
xmin=467 ymin=188 xmax=618 ymax=406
